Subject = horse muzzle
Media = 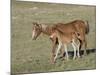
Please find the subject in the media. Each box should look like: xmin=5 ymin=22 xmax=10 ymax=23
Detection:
xmin=32 ymin=37 xmax=36 ymax=40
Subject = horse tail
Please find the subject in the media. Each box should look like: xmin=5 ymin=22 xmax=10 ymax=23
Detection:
xmin=85 ymin=20 xmax=89 ymax=34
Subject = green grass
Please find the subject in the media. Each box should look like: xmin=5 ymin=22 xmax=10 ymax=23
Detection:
xmin=11 ymin=1 xmax=96 ymax=74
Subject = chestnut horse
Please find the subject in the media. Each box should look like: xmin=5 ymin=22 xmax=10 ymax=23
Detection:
xmin=32 ymin=20 xmax=89 ymax=63
xmin=32 ymin=22 xmax=59 ymax=63
xmin=55 ymin=20 xmax=89 ymax=55
xmin=50 ymin=26 xmax=81 ymax=62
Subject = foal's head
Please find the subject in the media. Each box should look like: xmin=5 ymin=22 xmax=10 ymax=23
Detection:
xmin=32 ymin=22 xmax=42 ymax=40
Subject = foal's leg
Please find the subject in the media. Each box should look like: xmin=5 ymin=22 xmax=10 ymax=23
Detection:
xmin=73 ymin=40 xmax=80 ymax=58
xmin=54 ymin=42 xmax=62 ymax=62
xmin=64 ymin=44 xmax=69 ymax=60
xmin=77 ymin=42 xmax=81 ymax=58
xmin=71 ymin=42 xmax=77 ymax=60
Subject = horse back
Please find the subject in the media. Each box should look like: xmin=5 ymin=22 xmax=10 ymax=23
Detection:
xmin=54 ymin=20 xmax=86 ymax=34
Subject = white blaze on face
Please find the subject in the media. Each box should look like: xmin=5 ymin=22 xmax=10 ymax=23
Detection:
xmin=32 ymin=28 xmax=36 ymax=39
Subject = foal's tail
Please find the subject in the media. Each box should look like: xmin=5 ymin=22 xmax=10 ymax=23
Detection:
xmin=85 ymin=20 xmax=89 ymax=34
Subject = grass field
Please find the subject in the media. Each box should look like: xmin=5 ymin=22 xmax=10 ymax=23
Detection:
xmin=11 ymin=1 xmax=96 ymax=74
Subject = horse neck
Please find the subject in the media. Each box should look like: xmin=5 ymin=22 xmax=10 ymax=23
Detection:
xmin=41 ymin=24 xmax=52 ymax=36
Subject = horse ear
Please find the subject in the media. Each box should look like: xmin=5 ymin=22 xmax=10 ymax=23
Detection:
xmin=36 ymin=22 xmax=42 ymax=27
xmin=32 ymin=22 xmax=39 ymax=26
xmin=32 ymin=22 xmax=41 ymax=27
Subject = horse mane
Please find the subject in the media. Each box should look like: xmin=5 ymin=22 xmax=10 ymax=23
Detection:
xmin=39 ymin=24 xmax=55 ymax=35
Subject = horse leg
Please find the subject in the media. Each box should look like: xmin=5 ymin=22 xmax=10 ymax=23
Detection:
xmin=73 ymin=39 xmax=81 ymax=58
xmin=79 ymin=34 xmax=87 ymax=56
xmin=64 ymin=44 xmax=69 ymax=61
xmin=77 ymin=41 xmax=81 ymax=58
xmin=59 ymin=46 xmax=65 ymax=57
xmin=83 ymin=39 xmax=87 ymax=55
xmin=50 ymin=36 xmax=58 ymax=63
xmin=79 ymin=39 xmax=87 ymax=56
xmin=51 ymin=42 xmax=58 ymax=64
xmin=54 ymin=42 xmax=62 ymax=62
xmin=71 ymin=41 xmax=77 ymax=60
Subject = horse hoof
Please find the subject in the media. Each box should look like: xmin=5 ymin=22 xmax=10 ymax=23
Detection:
xmin=83 ymin=53 xmax=87 ymax=56
xmin=51 ymin=60 xmax=56 ymax=64
xmin=78 ymin=56 xmax=80 ymax=58
xmin=84 ymin=52 xmax=87 ymax=56
xmin=73 ymin=57 xmax=76 ymax=60
xmin=84 ymin=54 xmax=87 ymax=56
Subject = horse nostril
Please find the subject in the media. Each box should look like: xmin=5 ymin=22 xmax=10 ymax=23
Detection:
xmin=32 ymin=38 xmax=35 ymax=40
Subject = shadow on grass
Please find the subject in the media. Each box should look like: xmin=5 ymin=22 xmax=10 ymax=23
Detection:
xmin=61 ymin=48 xmax=96 ymax=58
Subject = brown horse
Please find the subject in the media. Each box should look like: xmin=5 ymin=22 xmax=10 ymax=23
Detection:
xmin=32 ymin=20 xmax=89 ymax=63
xmin=32 ymin=22 xmax=59 ymax=63
xmin=53 ymin=20 xmax=89 ymax=56
xmin=50 ymin=26 xmax=81 ymax=62
xmin=32 ymin=22 xmax=77 ymax=63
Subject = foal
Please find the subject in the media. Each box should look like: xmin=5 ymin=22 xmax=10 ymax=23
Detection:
xmin=50 ymin=26 xmax=80 ymax=62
